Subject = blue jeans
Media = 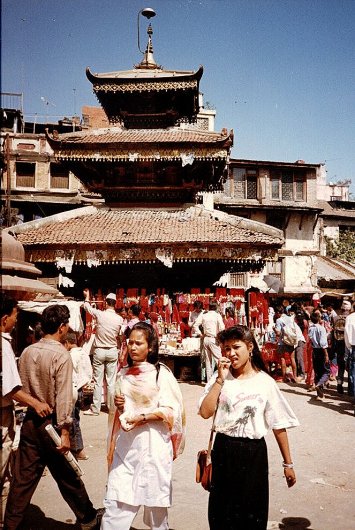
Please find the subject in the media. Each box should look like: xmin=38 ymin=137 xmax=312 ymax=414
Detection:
xmin=347 ymin=346 xmax=355 ymax=397
xmin=91 ymin=347 xmax=118 ymax=413
xmin=70 ymin=390 xmax=83 ymax=453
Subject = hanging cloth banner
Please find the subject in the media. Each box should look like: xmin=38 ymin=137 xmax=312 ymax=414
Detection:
xmin=181 ymin=153 xmax=195 ymax=167
xmin=155 ymin=248 xmax=174 ymax=268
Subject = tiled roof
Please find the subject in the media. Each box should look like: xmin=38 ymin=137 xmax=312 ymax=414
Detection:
xmin=316 ymin=256 xmax=355 ymax=281
xmin=318 ymin=200 xmax=355 ymax=219
xmin=50 ymin=127 xmax=231 ymax=146
xmin=14 ymin=206 xmax=283 ymax=248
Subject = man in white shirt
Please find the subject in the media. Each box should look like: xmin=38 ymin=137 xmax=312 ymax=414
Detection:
xmin=274 ymin=306 xmax=298 ymax=383
xmin=188 ymin=300 xmax=203 ymax=333
xmin=1 ymin=297 xmax=51 ymax=508
xmin=82 ymin=290 xmax=123 ymax=415
xmin=344 ymin=302 xmax=355 ymax=398
xmin=192 ymin=301 xmax=225 ymax=381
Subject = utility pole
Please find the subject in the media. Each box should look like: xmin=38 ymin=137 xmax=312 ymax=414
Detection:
xmin=5 ymin=134 xmax=12 ymax=227
xmin=73 ymin=88 xmax=77 ymax=132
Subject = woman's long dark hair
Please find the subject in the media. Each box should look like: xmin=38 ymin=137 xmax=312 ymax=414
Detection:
xmin=127 ymin=321 xmax=159 ymax=368
xmin=217 ymin=325 xmax=268 ymax=373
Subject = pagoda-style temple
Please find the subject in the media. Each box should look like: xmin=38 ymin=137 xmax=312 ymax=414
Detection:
xmin=46 ymin=22 xmax=232 ymax=206
xmin=9 ymin=13 xmax=284 ymax=294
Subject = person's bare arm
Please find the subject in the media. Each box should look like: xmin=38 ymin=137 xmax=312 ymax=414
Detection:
xmin=58 ymin=427 xmax=71 ymax=454
xmin=9 ymin=387 xmax=52 ymax=418
xmin=199 ymin=358 xmax=230 ymax=418
xmin=273 ymin=428 xmax=296 ymax=488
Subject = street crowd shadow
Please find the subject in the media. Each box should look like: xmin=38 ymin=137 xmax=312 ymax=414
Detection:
xmin=280 ymin=385 xmax=354 ymax=417
xmin=20 ymin=504 xmax=80 ymax=529
xmin=279 ymin=516 xmax=314 ymax=529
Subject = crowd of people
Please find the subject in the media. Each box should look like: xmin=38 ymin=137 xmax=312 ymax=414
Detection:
xmin=270 ymin=299 xmax=355 ymax=401
xmin=1 ymin=291 xmax=355 ymax=530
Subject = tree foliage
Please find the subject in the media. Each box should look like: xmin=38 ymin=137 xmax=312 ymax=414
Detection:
xmin=326 ymin=230 xmax=355 ymax=264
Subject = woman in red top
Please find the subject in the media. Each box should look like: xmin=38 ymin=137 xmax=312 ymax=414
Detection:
xmin=224 ymin=307 xmax=236 ymax=329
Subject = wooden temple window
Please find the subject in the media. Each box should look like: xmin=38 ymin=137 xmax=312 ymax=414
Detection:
xmin=50 ymin=163 xmax=69 ymax=189
xmin=270 ymin=170 xmax=306 ymax=202
xmin=15 ymin=162 xmax=36 ymax=188
xmin=232 ymin=168 xmax=258 ymax=199
xmin=281 ymin=171 xmax=293 ymax=201
xmin=295 ymin=175 xmax=306 ymax=201
xmin=271 ymin=172 xmax=281 ymax=199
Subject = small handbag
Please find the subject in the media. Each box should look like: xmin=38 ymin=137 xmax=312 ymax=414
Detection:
xmin=196 ymin=389 xmax=221 ymax=492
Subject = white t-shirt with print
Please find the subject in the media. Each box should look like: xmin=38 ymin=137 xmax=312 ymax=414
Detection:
xmin=199 ymin=370 xmax=299 ymax=439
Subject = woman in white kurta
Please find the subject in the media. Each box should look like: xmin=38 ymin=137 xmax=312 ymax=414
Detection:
xmin=102 ymin=322 xmax=185 ymax=530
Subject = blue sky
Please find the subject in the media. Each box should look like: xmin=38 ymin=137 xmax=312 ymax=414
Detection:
xmin=2 ymin=0 xmax=355 ymax=194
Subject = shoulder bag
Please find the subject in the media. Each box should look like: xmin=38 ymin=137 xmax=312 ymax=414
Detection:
xmin=196 ymin=386 xmax=221 ymax=491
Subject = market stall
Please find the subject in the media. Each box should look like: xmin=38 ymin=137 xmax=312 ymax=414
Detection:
xmin=81 ymin=286 xmax=273 ymax=382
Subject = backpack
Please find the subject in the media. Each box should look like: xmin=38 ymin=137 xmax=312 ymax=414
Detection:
xmin=282 ymin=320 xmax=298 ymax=347
xmin=333 ymin=316 xmax=346 ymax=341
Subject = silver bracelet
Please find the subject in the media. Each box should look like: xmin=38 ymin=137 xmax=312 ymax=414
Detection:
xmin=215 ymin=378 xmax=224 ymax=386
xmin=282 ymin=462 xmax=294 ymax=468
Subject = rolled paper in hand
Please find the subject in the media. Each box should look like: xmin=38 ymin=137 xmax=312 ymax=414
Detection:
xmin=45 ymin=424 xmax=83 ymax=477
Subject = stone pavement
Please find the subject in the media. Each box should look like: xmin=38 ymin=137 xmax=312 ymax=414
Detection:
xmin=15 ymin=380 xmax=355 ymax=530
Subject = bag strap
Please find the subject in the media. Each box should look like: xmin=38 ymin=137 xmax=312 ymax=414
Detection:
xmin=206 ymin=387 xmax=222 ymax=465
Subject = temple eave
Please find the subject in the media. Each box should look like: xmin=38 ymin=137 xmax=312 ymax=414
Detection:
xmin=55 ymin=151 xmax=229 ymax=162
xmin=24 ymin=246 xmax=279 ymax=265
xmin=86 ymin=65 xmax=203 ymax=87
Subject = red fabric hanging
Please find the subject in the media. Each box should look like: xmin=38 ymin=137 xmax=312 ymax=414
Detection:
xmin=97 ymin=289 xmax=104 ymax=310
xmin=229 ymin=288 xmax=244 ymax=297
xmin=262 ymin=298 xmax=269 ymax=325
xmin=165 ymin=306 xmax=171 ymax=325
xmin=235 ymin=299 xmax=242 ymax=309
xmin=83 ymin=289 xmax=94 ymax=341
xmin=116 ymin=298 xmax=124 ymax=309
xmin=140 ymin=296 xmax=149 ymax=310
xmin=249 ymin=292 xmax=257 ymax=307
xmin=172 ymin=304 xmax=180 ymax=324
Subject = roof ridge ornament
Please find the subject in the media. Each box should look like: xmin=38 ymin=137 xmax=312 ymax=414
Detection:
xmin=136 ymin=7 xmax=160 ymax=70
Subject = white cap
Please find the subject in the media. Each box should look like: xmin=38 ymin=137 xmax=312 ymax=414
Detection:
xmin=106 ymin=293 xmax=116 ymax=301
xmin=341 ymin=300 xmax=351 ymax=310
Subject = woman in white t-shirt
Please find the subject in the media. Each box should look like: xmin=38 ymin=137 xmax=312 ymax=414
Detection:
xmin=199 ymin=325 xmax=299 ymax=530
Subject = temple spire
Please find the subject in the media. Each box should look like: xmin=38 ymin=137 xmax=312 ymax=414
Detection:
xmin=136 ymin=23 xmax=158 ymax=69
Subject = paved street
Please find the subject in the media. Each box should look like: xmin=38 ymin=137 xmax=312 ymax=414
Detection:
xmin=18 ymin=379 xmax=354 ymax=530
